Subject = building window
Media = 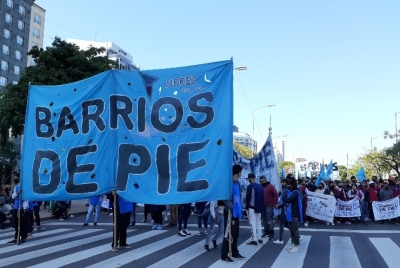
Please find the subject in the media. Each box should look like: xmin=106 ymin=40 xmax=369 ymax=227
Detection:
xmin=4 ymin=29 xmax=11 ymax=39
xmin=18 ymin=20 xmax=25 ymax=30
xmin=18 ymin=5 xmax=26 ymax=16
xmin=0 ymin=77 xmax=8 ymax=86
xmin=17 ymin=35 xmax=23 ymax=45
xmin=15 ymin=50 xmax=22 ymax=60
xmin=3 ymin=45 xmax=10 ymax=55
xmin=13 ymin=81 xmax=18 ymax=85
xmin=33 ymin=28 xmax=40 ymax=38
xmin=14 ymin=65 xmax=21 ymax=75
xmin=1 ymin=61 xmax=9 ymax=71
xmin=34 ymin=14 xmax=41 ymax=25
xmin=30 ymin=58 xmax=36 ymax=66
xmin=7 ymin=0 xmax=14 ymax=8
xmin=5 ymin=13 xmax=13 ymax=24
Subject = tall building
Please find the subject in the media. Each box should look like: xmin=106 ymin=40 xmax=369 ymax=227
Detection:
xmin=67 ymin=39 xmax=140 ymax=70
xmin=27 ymin=2 xmax=45 ymax=66
xmin=1 ymin=0 xmax=43 ymax=89
xmin=233 ymin=126 xmax=257 ymax=153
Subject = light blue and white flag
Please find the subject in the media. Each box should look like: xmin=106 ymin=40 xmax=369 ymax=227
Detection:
xmin=325 ymin=160 xmax=333 ymax=180
xmin=315 ymin=161 xmax=325 ymax=186
xmin=233 ymin=134 xmax=281 ymax=192
xmin=21 ymin=60 xmax=234 ymax=204
xmin=281 ymin=166 xmax=286 ymax=179
xmin=355 ymin=166 xmax=366 ymax=181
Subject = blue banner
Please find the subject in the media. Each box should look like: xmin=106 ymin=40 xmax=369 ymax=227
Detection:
xmin=233 ymin=134 xmax=281 ymax=192
xmin=21 ymin=60 xmax=233 ymax=204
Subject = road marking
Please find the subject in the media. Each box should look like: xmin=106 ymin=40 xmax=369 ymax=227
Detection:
xmin=271 ymin=235 xmax=311 ymax=268
xmin=330 ymin=236 xmax=361 ymax=268
xmin=86 ymin=231 xmax=190 ymax=268
xmin=30 ymin=230 xmax=166 ymax=268
xmin=0 ymin=228 xmax=71 ymax=246
xmin=2 ymin=229 xmax=101 ymax=266
xmin=369 ymin=238 xmax=400 ymax=268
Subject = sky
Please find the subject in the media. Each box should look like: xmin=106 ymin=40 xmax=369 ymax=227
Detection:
xmin=35 ymin=0 xmax=400 ymax=166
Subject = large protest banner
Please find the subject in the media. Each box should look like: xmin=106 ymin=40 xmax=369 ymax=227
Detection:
xmin=372 ymin=197 xmax=400 ymax=220
xmin=305 ymin=190 xmax=336 ymax=223
xmin=233 ymin=134 xmax=281 ymax=192
xmin=21 ymin=60 xmax=233 ymax=204
xmin=335 ymin=198 xmax=361 ymax=218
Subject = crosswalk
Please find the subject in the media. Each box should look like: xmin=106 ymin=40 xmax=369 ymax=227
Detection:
xmin=0 ymin=224 xmax=399 ymax=268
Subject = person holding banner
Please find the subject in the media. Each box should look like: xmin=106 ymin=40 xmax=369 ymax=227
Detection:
xmin=282 ymin=176 xmax=303 ymax=253
xmin=347 ymin=184 xmax=365 ymax=224
xmin=220 ymin=164 xmax=245 ymax=263
xmin=366 ymin=181 xmax=380 ymax=222
xmin=379 ymin=181 xmax=393 ymax=223
xmin=112 ymin=194 xmax=132 ymax=249
xmin=8 ymin=177 xmax=28 ymax=244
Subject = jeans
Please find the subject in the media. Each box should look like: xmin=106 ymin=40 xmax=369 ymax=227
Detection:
xmin=288 ymin=216 xmax=300 ymax=246
xmin=85 ymin=203 xmax=101 ymax=224
xmin=205 ymin=211 xmax=224 ymax=246
xmin=130 ymin=203 xmax=136 ymax=223
xmin=264 ymin=207 xmax=274 ymax=239
xmin=360 ymin=200 xmax=368 ymax=222
xmin=277 ymin=210 xmax=285 ymax=241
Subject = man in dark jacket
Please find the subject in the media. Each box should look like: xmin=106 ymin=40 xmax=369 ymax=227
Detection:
xmin=245 ymin=173 xmax=264 ymax=246
xmin=282 ymin=175 xmax=303 ymax=253
xmin=262 ymin=175 xmax=278 ymax=240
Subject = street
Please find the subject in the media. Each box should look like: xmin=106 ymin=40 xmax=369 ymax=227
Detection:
xmin=1 ymin=210 xmax=400 ymax=268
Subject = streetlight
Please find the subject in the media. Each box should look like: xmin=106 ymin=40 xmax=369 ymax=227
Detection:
xmin=396 ymin=112 xmax=400 ymax=142
xmin=293 ymin=150 xmax=303 ymax=163
xmin=235 ymin=66 xmax=247 ymax=71
xmin=370 ymin=137 xmax=379 ymax=149
xmin=252 ymin=104 xmax=275 ymax=139
xmin=274 ymin=135 xmax=288 ymax=161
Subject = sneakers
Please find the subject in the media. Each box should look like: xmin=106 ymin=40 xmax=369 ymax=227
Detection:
xmin=204 ymin=245 xmax=210 ymax=251
xmin=166 ymin=223 xmax=177 ymax=227
xmin=152 ymin=224 xmax=157 ymax=230
xmin=258 ymin=239 xmax=263 ymax=244
xmin=7 ymin=239 xmax=17 ymax=244
xmin=247 ymin=240 xmax=258 ymax=246
xmin=273 ymin=240 xmax=283 ymax=244
xmin=183 ymin=229 xmax=191 ymax=235
xmin=37 ymin=226 xmax=41 ymax=231
xmin=304 ymin=221 xmax=309 ymax=227
xmin=232 ymin=254 xmax=245 ymax=259
xmin=197 ymin=230 xmax=203 ymax=235
xmin=345 ymin=221 xmax=351 ymax=225
xmin=94 ymin=222 xmax=98 ymax=226
xmin=204 ymin=230 xmax=207 ymax=235
xmin=212 ymin=239 xmax=217 ymax=248
xmin=59 ymin=218 xmax=64 ymax=221
xmin=140 ymin=219 xmax=147 ymax=223
xmin=261 ymin=233 xmax=269 ymax=238
xmin=156 ymin=224 xmax=162 ymax=230
xmin=82 ymin=223 xmax=89 ymax=227
xmin=288 ymin=246 xmax=298 ymax=253
xmin=119 ymin=244 xmax=131 ymax=248
xmin=109 ymin=212 xmax=113 ymax=216
xmin=286 ymin=243 xmax=295 ymax=250
xmin=221 ymin=257 xmax=234 ymax=263
xmin=178 ymin=230 xmax=186 ymax=237
xmin=331 ymin=222 xmax=335 ymax=226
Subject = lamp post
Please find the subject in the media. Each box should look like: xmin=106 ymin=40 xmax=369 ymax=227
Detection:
xmin=293 ymin=150 xmax=303 ymax=163
xmin=274 ymin=135 xmax=288 ymax=161
xmin=370 ymin=137 xmax=379 ymax=149
xmin=396 ymin=112 xmax=400 ymax=142
xmin=252 ymin=104 xmax=275 ymax=139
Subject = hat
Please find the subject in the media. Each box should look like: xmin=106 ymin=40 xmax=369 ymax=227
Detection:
xmin=247 ymin=173 xmax=256 ymax=179
xmin=369 ymin=181 xmax=375 ymax=185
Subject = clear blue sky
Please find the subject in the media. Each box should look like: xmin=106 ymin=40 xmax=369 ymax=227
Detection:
xmin=35 ymin=0 xmax=400 ymax=166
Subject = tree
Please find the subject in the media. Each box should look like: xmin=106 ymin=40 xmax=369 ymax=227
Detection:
xmin=278 ymin=161 xmax=295 ymax=176
xmin=0 ymin=37 xmax=118 ymax=142
xmin=338 ymin=165 xmax=347 ymax=180
xmin=234 ymin=142 xmax=254 ymax=159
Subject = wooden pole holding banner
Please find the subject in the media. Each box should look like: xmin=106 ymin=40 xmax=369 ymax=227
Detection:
xmin=16 ymin=195 xmax=21 ymax=245
xmin=228 ymin=209 xmax=232 ymax=258
xmin=112 ymin=191 xmax=118 ymax=251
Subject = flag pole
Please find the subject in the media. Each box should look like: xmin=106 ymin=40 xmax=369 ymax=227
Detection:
xmin=228 ymin=209 xmax=232 ymax=258
xmin=112 ymin=191 xmax=118 ymax=252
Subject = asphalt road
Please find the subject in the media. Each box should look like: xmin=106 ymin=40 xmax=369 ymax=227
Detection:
xmin=1 ymin=208 xmax=400 ymax=268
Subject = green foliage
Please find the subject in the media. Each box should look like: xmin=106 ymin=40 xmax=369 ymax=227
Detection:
xmin=278 ymin=161 xmax=295 ymax=176
xmin=0 ymin=37 xmax=118 ymax=140
xmin=234 ymin=142 xmax=254 ymax=159
xmin=338 ymin=165 xmax=347 ymax=180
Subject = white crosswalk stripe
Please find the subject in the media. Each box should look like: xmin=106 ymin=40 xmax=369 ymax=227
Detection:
xmin=1 ymin=225 xmax=400 ymax=268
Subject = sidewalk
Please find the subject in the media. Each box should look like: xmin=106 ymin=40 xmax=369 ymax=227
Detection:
xmin=39 ymin=200 xmax=88 ymax=220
